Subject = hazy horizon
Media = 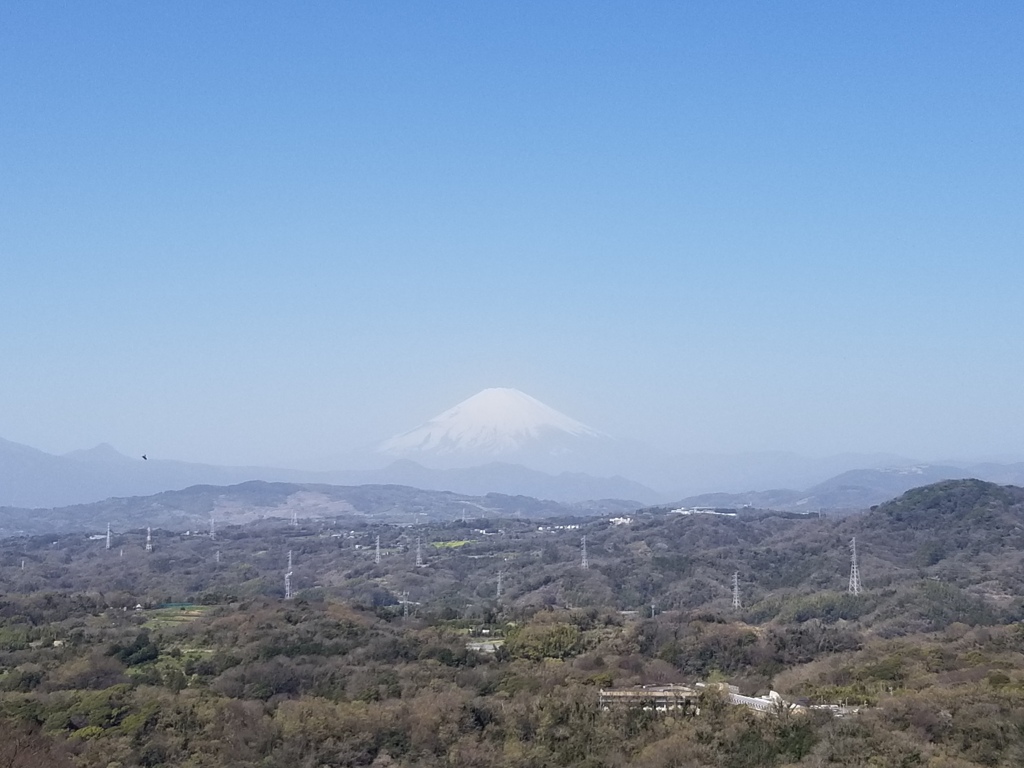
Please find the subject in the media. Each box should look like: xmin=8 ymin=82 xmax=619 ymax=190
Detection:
xmin=3 ymin=4 xmax=1023 ymax=470
xmin=5 ymin=390 xmax=1022 ymax=478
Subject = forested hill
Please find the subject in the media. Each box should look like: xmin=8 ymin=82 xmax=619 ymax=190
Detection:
xmin=719 ymin=477 xmax=1024 ymax=577
xmin=1 ymin=479 xmax=1022 ymax=636
xmin=866 ymin=478 xmax=1024 ymax=535
xmin=4 ymin=480 xmax=1024 ymax=766
xmin=0 ymin=480 xmax=639 ymax=537
xmin=841 ymin=479 xmax=1024 ymax=596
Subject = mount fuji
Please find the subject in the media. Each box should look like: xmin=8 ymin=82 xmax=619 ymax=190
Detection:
xmin=377 ymin=388 xmax=614 ymax=472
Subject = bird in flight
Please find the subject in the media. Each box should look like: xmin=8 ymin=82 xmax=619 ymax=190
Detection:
xmin=141 ymin=454 xmax=148 ymax=461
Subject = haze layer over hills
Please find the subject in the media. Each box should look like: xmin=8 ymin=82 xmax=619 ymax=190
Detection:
xmin=0 ymin=437 xmax=656 ymax=509
xmin=0 ymin=389 xmax=650 ymax=508
xmin=6 ymin=386 xmax=1024 ymax=511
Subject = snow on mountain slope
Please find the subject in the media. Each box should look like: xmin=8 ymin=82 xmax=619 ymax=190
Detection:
xmin=378 ymin=388 xmax=606 ymax=461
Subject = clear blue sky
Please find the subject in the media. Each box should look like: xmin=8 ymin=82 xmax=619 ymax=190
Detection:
xmin=2 ymin=2 xmax=1022 ymax=467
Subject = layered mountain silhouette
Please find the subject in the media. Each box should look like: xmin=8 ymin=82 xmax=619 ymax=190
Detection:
xmin=671 ymin=465 xmax=1010 ymax=511
xmin=6 ymin=386 xmax=1024 ymax=511
xmin=0 ymin=436 xmax=657 ymax=508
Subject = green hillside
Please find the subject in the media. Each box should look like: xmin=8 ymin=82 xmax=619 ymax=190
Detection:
xmin=2 ymin=480 xmax=1024 ymax=766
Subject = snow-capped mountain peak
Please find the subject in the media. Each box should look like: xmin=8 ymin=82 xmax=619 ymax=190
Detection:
xmin=377 ymin=388 xmax=605 ymax=460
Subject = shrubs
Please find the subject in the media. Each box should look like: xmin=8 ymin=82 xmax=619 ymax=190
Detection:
xmin=107 ymin=631 xmax=159 ymax=667
xmin=504 ymin=622 xmax=582 ymax=661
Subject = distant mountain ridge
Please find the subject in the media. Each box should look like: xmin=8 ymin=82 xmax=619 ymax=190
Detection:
xmin=0 ymin=480 xmax=640 ymax=537
xmin=6 ymin=431 xmax=1024 ymax=513
xmin=339 ymin=459 xmax=656 ymax=504
xmin=63 ymin=442 xmax=137 ymax=463
xmin=672 ymin=464 xmax=1003 ymax=511
xmin=0 ymin=436 xmax=657 ymax=508
xmin=0 ymin=436 xmax=311 ymax=508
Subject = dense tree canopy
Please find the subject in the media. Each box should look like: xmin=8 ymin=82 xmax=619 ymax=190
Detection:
xmin=1 ymin=480 xmax=1024 ymax=765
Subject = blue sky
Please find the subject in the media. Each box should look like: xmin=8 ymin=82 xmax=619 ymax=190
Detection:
xmin=2 ymin=2 xmax=1023 ymax=467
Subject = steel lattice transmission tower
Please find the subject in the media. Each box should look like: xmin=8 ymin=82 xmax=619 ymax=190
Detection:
xmin=496 ymin=570 xmax=503 ymax=599
xmin=416 ymin=537 xmax=424 ymax=567
xmin=732 ymin=571 xmax=742 ymax=610
xmin=285 ymin=550 xmax=294 ymax=600
xmin=581 ymin=535 xmax=588 ymax=569
xmin=375 ymin=535 xmax=381 ymax=565
xmin=210 ymin=513 xmax=216 ymax=541
xmin=848 ymin=537 xmax=862 ymax=595
xmin=106 ymin=523 xmax=112 ymax=550
xmin=145 ymin=527 xmax=153 ymax=553
xmin=397 ymin=591 xmax=419 ymax=617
